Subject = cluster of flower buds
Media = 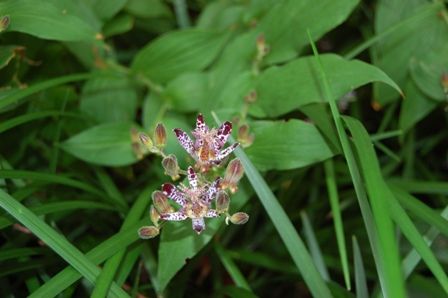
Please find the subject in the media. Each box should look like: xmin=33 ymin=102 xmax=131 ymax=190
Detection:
xmin=138 ymin=114 xmax=249 ymax=237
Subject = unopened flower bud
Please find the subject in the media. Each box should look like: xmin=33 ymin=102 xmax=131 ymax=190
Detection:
xmin=244 ymin=90 xmax=257 ymax=104
xmin=150 ymin=206 xmax=160 ymax=226
xmin=139 ymin=132 xmax=153 ymax=148
xmin=130 ymin=128 xmax=144 ymax=159
xmin=162 ymin=154 xmax=180 ymax=180
xmin=0 ymin=15 xmax=10 ymax=32
xmin=152 ymin=190 xmax=173 ymax=214
xmin=237 ymin=124 xmax=255 ymax=147
xmin=138 ymin=225 xmax=159 ymax=239
xmin=256 ymin=33 xmax=269 ymax=60
xmin=216 ymin=191 xmax=230 ymax=213
xmin=226 ymin=212 xmax=249 ymax=225
xmin=154 ymin=123 xmax=167 ymax=148
xmin=222 ymin=158 xmax=244 ymax=193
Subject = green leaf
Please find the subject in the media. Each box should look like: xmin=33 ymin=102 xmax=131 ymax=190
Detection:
xmin=0 ymin=0 xmax=98 ymax=41
xmin=215 ymin=243 xmax=252 ymax=292
xmin=92 ymin=0 xmax=127 ymax=20
xmin=80 ymin=75 xmax=138 ymax=123
xmin=374 ymin=1 xmax=446 ymax=105
xmin=0 ymin=189 xmax=129 ymax=298
xmin=102 ymin=14 xmax=134 ymax=37
xmin=213 ymin=110 xmax=332 ymax=298
xmin=125 ymin=0 xmax=172 ymax=19
xmin=61 ymin=122 xmax=139 ymax=166
xmin=253 ymin=54 xmax=401 ymax=117
xmin=164 ymin=72 xmax=208 ymax=112
xmin=157 ymin=185 xmax=249 ymax=291
xmin=244 ymin=119 xmax=335 ymax=171
xmin=257 ymin=0 xmax=360 ymax=64
xmin=352 ymin=236 xmax=368 ymax=298
xmin=399 ymin=80 xmax=438 ymax=132
xmin=131 ymin=29 xmax=229 ymax=83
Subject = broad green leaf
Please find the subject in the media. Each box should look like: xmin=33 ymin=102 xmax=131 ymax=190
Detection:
xmin=253 ymin=54 xmax=401 ymax=117
xmin=125 ymin=0 xmax=172 ymax=19
xmin=244 ymin=120 xmax=334 ymax=171
xmin=374 ymin=1 xmax=446 ymax=105
xmin=0 ymin=189 xmax=129 ymax=298
xmin=131 ymin=29 xmax=229 ymax=83
xmin=399 ymin=81 xmax=437 ymax=132
xmin=0 ymin=0 xmax=98 ymax=41
xmin=164 ymin=72 xmax=208 ymax=112
xmin=92 ymin=0 xmax=127 ymax=20
xmin=103 ymin=14 xmax=134 ymax=37
xmin=80 ymin=75 xmax=138 ymax=123
xmin=157 ymin=185 xmax=249 ymax=291
xmin=141 ymin=92 xmax=164 ymax=130
xmin=61 ymin=123 xmax=139 ymax=166
xmin=257 ymin=0 xmax=359 ymax=64
xmin=197 ymin=1 xmax=245 ymax=30
xmin=409 ymin=42 xmax=448 ymax=101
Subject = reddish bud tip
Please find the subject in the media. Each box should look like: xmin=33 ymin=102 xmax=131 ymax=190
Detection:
xmin=154 ymin=123 xmax=167 ymax=148
xmin=162 ymin=154 xmax=180 ymax=180
xmin=229 ymin=212 xmax=249 ymax=225
xmin=216 ymin=191 xmax=230 ymax=213
xmin=152 ymin=191 xmax=173 ymax=214
xmin=0 ymin=15 xmax=10 ymax=32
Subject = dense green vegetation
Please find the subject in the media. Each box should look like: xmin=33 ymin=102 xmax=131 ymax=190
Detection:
xmin=1 ymin=0 xmax=447 ymax=297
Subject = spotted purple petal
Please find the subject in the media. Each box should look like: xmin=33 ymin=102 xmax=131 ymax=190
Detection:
xmin=187 ymin=166 xmax=198 ymax=189
xmin=160 ymin=212 xmax=187 ymax=221
xmin=203 ymin=177 xmax=221 ymax=204
xmin=205 ymin=209 xmax=219 ymax=218
xmin=195 ymin=113 xmax=208 ymax=133
xmin=213 ymin=143 xmax=239 ymax=164
xmin=214 ymin=121 xmax=232 ymax=151
xmin=173 ymin=128 xmax=194 ymax=156
xmin=162 ymin=183 xmax=187 ymax=206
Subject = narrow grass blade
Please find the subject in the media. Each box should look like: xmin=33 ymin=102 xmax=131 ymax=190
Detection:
xmin=306 ymin=30 xmax=401 ymax=297
xmin=0 ymin=111 xmax=80 ymax=134
xmin=352 ymin=236 xmax=368 ymax=298
xmin=388 ymin=179 xmax=448 ymax=195
xmin=390 ymin=186 xmax=448 ymax=238
xmin=0 ymin=73 xmax=93 ymax=111
xmin=300 ymin=211 xmax=330 ymax=281
xmin=0 ymin=189 xmax=129 ymax=297
xmin=402 ymin=206 xmax=448 ymax=278
xmin=324 ymin=159 xmax=351 ymax=289
xmin=0 ymin=247 xmax=46 ymax=262
xmin=29 ymin=219 xmax=148 ymax=297
xmin=344 ymin=116 xmax=448 ymax=294
xmin=94 ymin=167 xmax=128 ymax=211
xmin=212 ymin=112 xmax=332 ymax=298
xmin=0 ymin=200 xmax=115 ymax=229
xmin=215 ymin=243 xmax=252 ymax=292
xmin=91 ymin=185 xmax=152 ymax=298
xmin=0 ymin=170 xmax=105 ymax=198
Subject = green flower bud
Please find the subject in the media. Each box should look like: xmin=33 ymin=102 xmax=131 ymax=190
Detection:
xmin=237 ymin=124 xmax=255 ymax=148
xmin=222 ymin=158 xmax=244 ymax=193
xmin=216 ymin=191 xmax=230 ymax=214
xmin=154 ymin=123 xmax=167 ymax=148
xmin=0 ymin=15 xmax=10 ymax=33
xmin=150 ymin=206 xmax=160 ymax=226
xmin=152 ymin=190 xmax=173 ymax=214
xmin=138 ymin=226 xmax=159 ymax=239
xmin=162 ymin=154 xmax=180 ymax=180
xmin=227 ymin=212 xmax=249 ymax=225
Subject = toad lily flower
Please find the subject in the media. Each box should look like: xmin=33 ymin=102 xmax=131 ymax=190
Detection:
xmin=174 ymin=114 xmax=239 ymax=172
xmin=160 ymin=166 xmax=221 ymax=234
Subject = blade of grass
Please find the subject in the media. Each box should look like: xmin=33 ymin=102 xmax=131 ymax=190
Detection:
xmin=344 ymin=116 xmax=448 ymax=293
xmin=307 ymin=30 xmax=403 ymax=297
xmin=402 ymin=206 xmax=448 ymax=278
xmin=352 ymin=236 xmax=368 ymax=298
xmin=0 ymin=200 xmax=115 ymax=229
xmin=390 ymin=186 xmax=448 ymax=238
xmin=94 ymin=167 xmax=128 ymax=211
xmin=90 ymin=185 xmax=153 ymax=298
xmin=324 ymin=159 xmax=351 ymax=289
xmin=388 ymin=179 xmax=448 ymax=195
xmin=0 ymin=247 xmax=46 ymax=262
xmin=0 ymin=73 xmax=93 ymax=111
xmin=212 ymin=112 xmax=332 ymax=298
xmin=0 ymin=188 xmax=129 ymax=297
xmin=29 ymin=218 xmax=148 ymax=297
xmin=215 ymin=242 xmax=252 ymax=292
xmin=300 ymin=211 xmax=330 ymax=281
xmin=0 ymin=170 xmax=105 ymax=198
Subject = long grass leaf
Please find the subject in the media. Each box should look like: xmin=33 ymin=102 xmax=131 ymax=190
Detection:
xmin=0 ymin=189 xmax=129 ymax=297
xmin=324 ymin=159 xmax=351 ymax=289
xmin=212 ymin=112 xmax=332 ymax=298
xmin=307 ymin=30 xmax=401 ymax=297
xmin=344 ymin=116 xmax=448 ymax=294
xmin=215 ymin=243 xmax=252 ymax=291
xmin=352 ymin=236 xmax=368 ymax=298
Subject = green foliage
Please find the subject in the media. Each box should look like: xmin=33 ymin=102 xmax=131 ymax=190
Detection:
xmin=1 ymin=0 xmax=447 ymax=297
